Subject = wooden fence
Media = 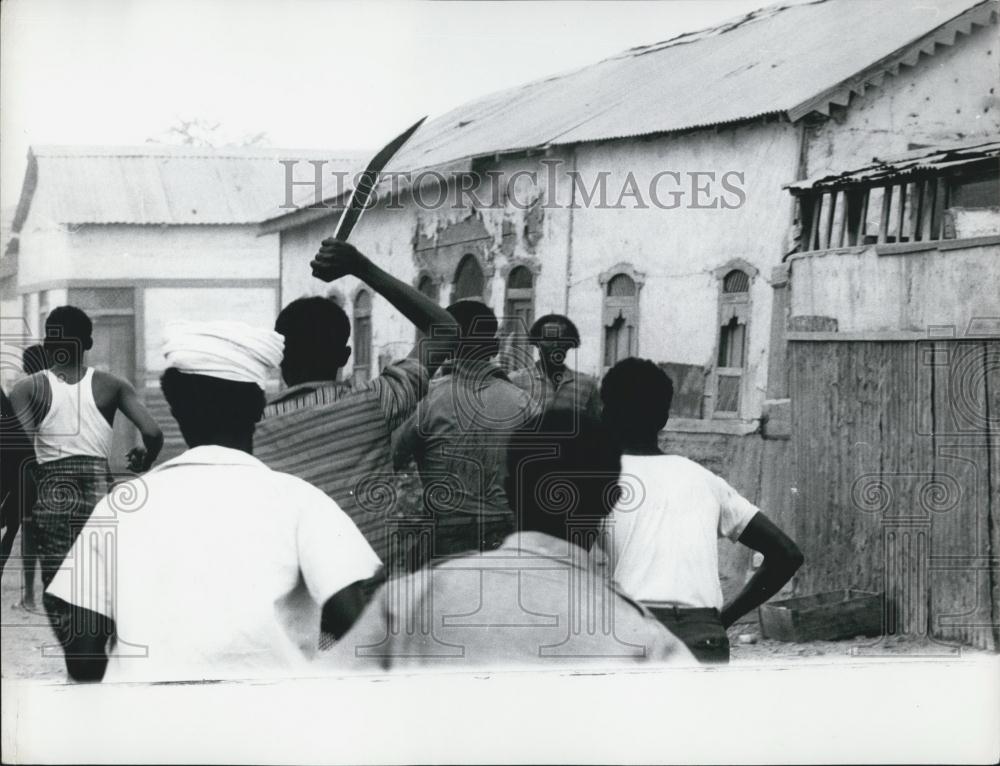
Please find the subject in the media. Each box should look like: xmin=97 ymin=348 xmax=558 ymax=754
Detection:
xmin=788 ymin=338 xmax=998 ymax=650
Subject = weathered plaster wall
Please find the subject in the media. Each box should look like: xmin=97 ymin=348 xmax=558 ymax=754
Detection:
xmin=789 ymin=242 xmax=1000 ymax=333
xmin=278 ymin=121 xmax=801 ymax=416
xmin=278 ymin=197 xmax=423 ymax=376
xmin=13 ymin=224 xmax=72 ymax=291
xmin=563 ymin=122 xmax=800 ymax=418
xmin=14 ymin=214 xmax=282 ymax=385
xmin=804 ymin=22 xmax=1000 ymax=178
xmin=17 ymin=223 xmax=279 ymax=289
xmin=143 ymin=286 xmax=278 ymax=374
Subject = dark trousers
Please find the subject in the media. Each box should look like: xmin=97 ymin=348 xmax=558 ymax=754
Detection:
xmin=647 ymin=606 xmax=730 ymax=664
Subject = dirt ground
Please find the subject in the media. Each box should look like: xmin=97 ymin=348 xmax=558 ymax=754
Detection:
xmin=1 ymin=561 xmax=66 ymax=681
xmin=2 ymin=556 xmax=990 ymax=682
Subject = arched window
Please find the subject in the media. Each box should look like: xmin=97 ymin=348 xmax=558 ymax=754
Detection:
xmin=453 ymin=254 xmax=485 ymax=301
xmin=603 ymin=273 xmax=639 ymax=369
xmin=503 ymin=265 xmax=535 ymax=370
xmin=712 ymin=268 xmax=751 ymax=417
xmin=723 ymin=269 xmax=750 ymax=294
xmin=352 ymin=289 xmax=373 ymax=384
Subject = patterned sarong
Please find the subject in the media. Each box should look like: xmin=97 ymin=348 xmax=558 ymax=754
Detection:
xmin=33 ymin=455 xmax=112 ymax=642
xmin=32 ymin=455 xmax=112 ymax=589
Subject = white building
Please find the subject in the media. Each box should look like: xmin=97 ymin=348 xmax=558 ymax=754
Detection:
xmin=262 ymin=0 xmax=1000 ymax=644
xmin=2 ymin=144 xmax=359 ymax=464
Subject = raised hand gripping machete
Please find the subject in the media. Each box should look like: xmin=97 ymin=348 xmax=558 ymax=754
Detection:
xmin=311 ymin=116 xmax=426 ymax=277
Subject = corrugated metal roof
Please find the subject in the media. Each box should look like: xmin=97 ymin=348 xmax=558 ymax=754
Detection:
xmin=786 ymin=137 xmax=1000 ymax=190
xmin=13 ymin=145 xmax=365 ymax=228
xmin=380 ymin=0 xmax=996 ymax=175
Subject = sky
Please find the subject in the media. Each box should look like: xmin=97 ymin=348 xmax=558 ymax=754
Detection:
xmin=0 ymin=0 xmax=801 ymax=209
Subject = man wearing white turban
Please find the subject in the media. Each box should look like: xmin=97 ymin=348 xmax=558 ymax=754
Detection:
xmin=46 ymin=321 xmax=383 ymax=683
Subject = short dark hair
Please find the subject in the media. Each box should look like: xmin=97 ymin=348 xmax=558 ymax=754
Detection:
xmin=44 ymin=306 xmax=93 ymax=358
xmin=160 ymin=368 xmax=265 ymax=447
xmin=274 ymin=297 xmax=351 ymax=384
xmin=600 ymin=358 xmax=674 ymax=435
xmin=22 ymin=344 xmax=48 ymax=374
xmin=447 ymin=300 xmax=498 ymax=361
xmin=505 ymin=409 xmax=621 ymax=546
xmin=529 ymin=314 xmax=580 ymax=348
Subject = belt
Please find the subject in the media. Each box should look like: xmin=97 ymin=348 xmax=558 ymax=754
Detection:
xmin=647 ymin=605 xmax=720 ymax=619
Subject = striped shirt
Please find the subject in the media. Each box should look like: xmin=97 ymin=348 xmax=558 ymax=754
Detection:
xmin=254 ymin=359 xmax=428 ymax=562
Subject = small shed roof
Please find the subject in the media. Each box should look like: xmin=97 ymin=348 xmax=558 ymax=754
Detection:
xmin=786 ymin=137 xmax=1000 ymax=191
xmin=12 ymin=144 xmax=365 ymax=230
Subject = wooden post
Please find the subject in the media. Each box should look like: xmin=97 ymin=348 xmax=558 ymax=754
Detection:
xmin=910 ymin=180 xmax=923 ymax=242
xmin=809 ymin=194 xmax=822 ymax=251
xmin=878 ymin=185 xmax=892 ymax=244
xmin=896 ymin=183 xmax=907 ymax=243
xmin=838 ymin=190 xmax=849 ymax=248
xmin=924 ymin=178 xmax=940 ymax=241
xmin=937 ymin=178 xmax=950 ymax=240
xmin=823 ymin=191 xmax=837 ymax=250
xmin=855 ymin=188 xmax=869 ymax=245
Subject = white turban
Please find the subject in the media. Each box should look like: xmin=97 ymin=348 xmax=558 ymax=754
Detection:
xmin=163 ymin=321 xmax=284 ymax=390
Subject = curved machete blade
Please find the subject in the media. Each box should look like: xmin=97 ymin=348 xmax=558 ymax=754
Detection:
xmin=332 ymin=116 xmax=427 ymax=242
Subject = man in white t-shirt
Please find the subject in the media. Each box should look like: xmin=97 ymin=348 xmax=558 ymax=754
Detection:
xmin=46 ymin=322 xmax=382 ymax=683
xmin=598 ymin=358 xmax=803 ymax=663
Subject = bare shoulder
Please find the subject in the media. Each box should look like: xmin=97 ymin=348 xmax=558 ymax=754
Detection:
xmin=10 ymin=372 xmax=47 ymax=403
xmin=10 ymin=374 xmax=36 ymax=399
xmin=9 ymin=373 xmax=50 ymax=426
xmin=92 ymin=369 xmax=134 ymax=394
xmin=91 ymin=369 xmax=137 ymax=411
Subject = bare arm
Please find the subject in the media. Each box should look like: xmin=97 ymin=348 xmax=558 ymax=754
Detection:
xmin=311 ymin=239 xmax=457 ymax=377
xmin=720 ymin=512 xmax=803 ymax=629
xmin=8 ymin=376 xmax=42 ymax=439
xmin=116 ymin=380 xmax=163 ymax=471
xmin=320 ymin=568 xmax=387 ymax=641
xmin=49 ymin=598 xmax=113 ymax=682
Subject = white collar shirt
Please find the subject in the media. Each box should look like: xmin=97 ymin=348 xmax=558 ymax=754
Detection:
xmin=47 ymin=445 xmax=381 ymax=682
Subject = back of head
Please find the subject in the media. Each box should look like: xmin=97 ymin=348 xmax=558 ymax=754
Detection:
xmin=160 ymin=368 xmax=266 ymax=448
xmin=505 ymin=409 xmax=622 ymax=547
xmin=160 ymin=320 xmax=283 ymax=450
xmin=600 ymin=358 xmax=674 ymax=441
xmin=22 ymin=344 xmax=49 ymax=375
xmin=447 ymin=300 xmax=499 ymax=362
xmin=43 ymin=306 xmax=93 ymax=362
xmin=274 ymin=296 xmax=351 ymax=385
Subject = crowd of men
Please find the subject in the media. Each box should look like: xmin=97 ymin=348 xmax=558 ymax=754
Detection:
xmin=0 ymin=239 xmax=803 ymax=682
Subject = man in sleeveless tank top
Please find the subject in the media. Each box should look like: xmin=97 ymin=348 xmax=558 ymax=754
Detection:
xmin=8 ymin=306 xmax=164 ymax=640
